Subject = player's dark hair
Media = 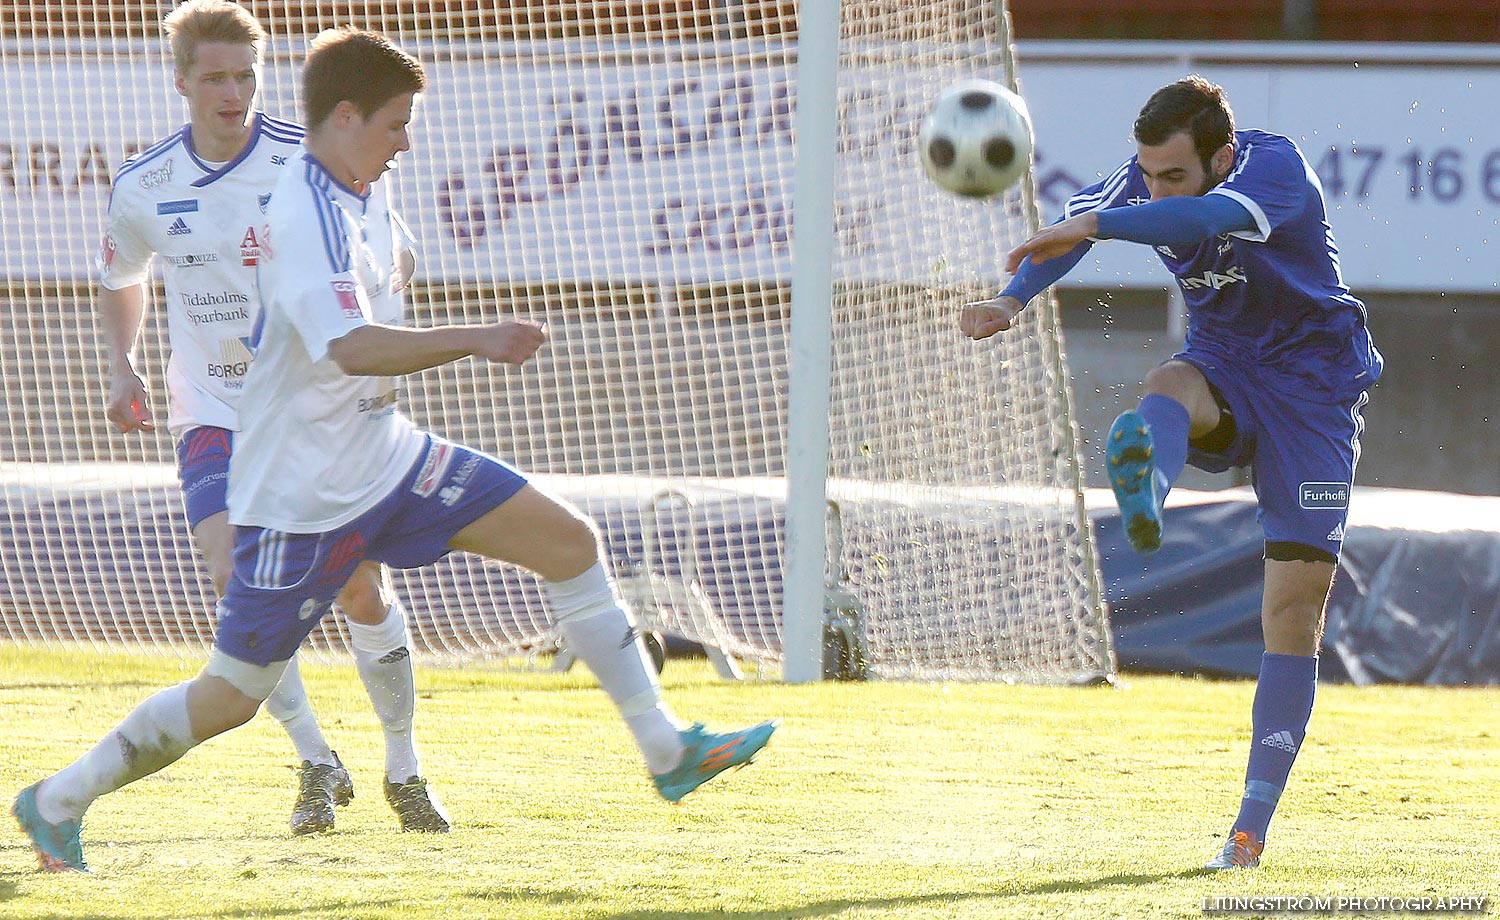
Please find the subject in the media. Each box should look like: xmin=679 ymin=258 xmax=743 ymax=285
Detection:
xmin=303 ymin=28 xmax=427 ymax=129
xmin=1133 ymin=76 xmax=1235 ymax=169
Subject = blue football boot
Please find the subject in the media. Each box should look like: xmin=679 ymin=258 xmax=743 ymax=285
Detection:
xmin=1107 ymin=410 xmax=1165 ymax=555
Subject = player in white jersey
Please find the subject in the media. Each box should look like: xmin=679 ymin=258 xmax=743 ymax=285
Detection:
xmin=13 ymin=27 xmax=776 ymax=873
xmin=89 ymin=0 xmax=446 ymax=838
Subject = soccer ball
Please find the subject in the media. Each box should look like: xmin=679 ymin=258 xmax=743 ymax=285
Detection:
xmin=918 ymin=78 xmax=1034 ymax=198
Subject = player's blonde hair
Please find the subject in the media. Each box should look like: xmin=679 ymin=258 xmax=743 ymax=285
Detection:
xmin=162 ymin=0 xmax=266 ymax=74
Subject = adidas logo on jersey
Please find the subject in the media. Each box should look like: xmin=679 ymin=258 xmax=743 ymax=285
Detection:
xmin=1259 ymin=730 xmax=1298 ymax=752
xmin=1326 ymin=523 xmax=1345 ymax=542
xmin=167 ymin=217 xmax=192 ymax=236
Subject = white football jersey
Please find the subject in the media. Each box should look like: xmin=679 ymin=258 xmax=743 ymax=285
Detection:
xmin=98 ymin=113 xmax=304 ymax=437
xmin=228 ymin=153 xmax=425 ymax=533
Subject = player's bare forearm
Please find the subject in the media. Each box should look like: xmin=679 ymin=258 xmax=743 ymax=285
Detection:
xmin=1005 ymin=213 xmax=1098 ymax=273
xmin=97 ymin=284 xmax=147 ymax=370
xmin=97 ymin=284 xmax=154 ymax=431
xmin=329 ymin=321 xmax=546 ymax=376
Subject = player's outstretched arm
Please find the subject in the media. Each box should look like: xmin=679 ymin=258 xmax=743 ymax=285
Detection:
xmin=1009 ymin=196 xmax=1251 ymax=273
xmin=97 ymin=283 xmax=154 ymax=432
xmin=1005 ymin=213 xmax=1099 ymax=273
xmin=1092 ymin=195 xmax=1255 ymax=246
xmin=328 ymin=320 xmax=546 ymax=377
xmin=961 ymin=231 xmax=1093 ymax=340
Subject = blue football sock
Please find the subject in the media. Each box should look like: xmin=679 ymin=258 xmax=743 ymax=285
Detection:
xmin=1233 ymin=653 xmax=1318 ymax=842
xmin=1135 ymin=394 xmax=1189 ymax=497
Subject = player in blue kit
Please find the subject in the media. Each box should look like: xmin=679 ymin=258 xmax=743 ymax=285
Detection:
xmin=12 ymin=26 xmax=775 ymax=874
xmin=960 ymin=76 xmax=1381 ymax=869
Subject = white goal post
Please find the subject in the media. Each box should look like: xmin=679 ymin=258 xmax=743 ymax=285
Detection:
xmin=0 ymin=0 xmax=1113 ymax=684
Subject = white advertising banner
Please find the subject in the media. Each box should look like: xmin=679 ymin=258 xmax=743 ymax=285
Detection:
xmin=2 ymin=44 xmax=1496 ymax=291
xmin=0 ymin=51 xmax=969 ymax=287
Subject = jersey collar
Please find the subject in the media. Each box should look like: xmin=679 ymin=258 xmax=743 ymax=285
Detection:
xmin=185 ymin=113 xmax=265 ymax=188
xmin=300 ymin=152 xmax=371 ymax=208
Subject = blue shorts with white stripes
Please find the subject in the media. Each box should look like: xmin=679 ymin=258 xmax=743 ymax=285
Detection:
xmin=214 ymin=434 xmax=528 ymax=665
xmin=1175 ymin=349 xmax=1369 ymax=557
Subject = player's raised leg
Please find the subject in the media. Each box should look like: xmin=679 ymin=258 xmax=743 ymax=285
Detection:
xmin=1207 ymin=557 xmax=1334 ymax=870
xmin=13 ymin=667 xmax=274 ymax=873
xmin=448 ymin=483 xmax=777 ymax=802
xmin=13 ymin=519 xmax=380 ymax=870
xmin=1108 ymin=360 xmax=1218 ymax=553
xmin=337 ymin=562 xmax=448 ymax=832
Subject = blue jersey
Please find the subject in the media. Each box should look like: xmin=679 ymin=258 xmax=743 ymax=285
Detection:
xmin=1066 ymin=129 xmax=1382 ymax=398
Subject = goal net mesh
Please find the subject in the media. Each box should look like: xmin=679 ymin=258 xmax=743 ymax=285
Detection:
xmin=0 ymin=0 xmax=1112 ymax=683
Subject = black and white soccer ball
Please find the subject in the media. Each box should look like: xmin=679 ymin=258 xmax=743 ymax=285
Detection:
xmin=918 ymin=78 xmax=1034 ymax=198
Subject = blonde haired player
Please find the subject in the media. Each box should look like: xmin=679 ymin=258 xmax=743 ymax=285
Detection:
xmin=87 ymin=0 xmax=445 ymax=837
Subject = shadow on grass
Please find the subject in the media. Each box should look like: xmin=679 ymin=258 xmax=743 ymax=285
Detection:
xmin=2 ymin=895 xmax=404 ymax=920
xmin=0 ymin=869 xmax=1213 ymax=919
xmin=4 ymin=857 xmax=415 ymax=919
xmin=459 ymin=869 xmax=1206 ymax=919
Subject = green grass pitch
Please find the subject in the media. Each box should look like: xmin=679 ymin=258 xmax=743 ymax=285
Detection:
xmin=1 ymin=644 xmax=1495 ymax=919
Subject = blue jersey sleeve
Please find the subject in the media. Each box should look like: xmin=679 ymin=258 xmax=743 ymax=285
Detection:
xmin=1095 ymin=195 xmax=1256 ymax=246
xmin=1206 ymin=135 xmax=1309 ymax=243
xmin=1000 ymin=240 xmax=1091 ymax=305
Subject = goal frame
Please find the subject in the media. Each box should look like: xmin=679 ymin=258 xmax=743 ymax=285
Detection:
xmin=781 ymin=0 xmax=1111 ymax=682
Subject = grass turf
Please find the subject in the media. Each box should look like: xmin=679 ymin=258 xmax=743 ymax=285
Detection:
xmin=1 ymin=645 xmax=1495 ymax=919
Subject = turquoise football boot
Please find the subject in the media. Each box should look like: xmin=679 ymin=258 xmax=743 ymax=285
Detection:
xmin=653 ymin=720 xmax=778 ymax=803
xmin=12 ymin=782 xmax=87 ymax=873
xmin=1107 ymin=410 xmax=1166 ymax=554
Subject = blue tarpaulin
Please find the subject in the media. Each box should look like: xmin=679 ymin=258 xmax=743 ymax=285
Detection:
xmin=1094 ymin=488 xmax=1500 ymax=685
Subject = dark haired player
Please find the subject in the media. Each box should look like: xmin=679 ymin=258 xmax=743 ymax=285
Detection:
xmin=961 ymin=75 xmax=1381 ymax=870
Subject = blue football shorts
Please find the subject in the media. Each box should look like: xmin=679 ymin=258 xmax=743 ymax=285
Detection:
xmin=176 ymin=426 xmax=234 ymax=530
xmin=1176 ymin=350 xmax=1369 ymax=558
xmin=214 ymin=434 xmax=529 ymax=665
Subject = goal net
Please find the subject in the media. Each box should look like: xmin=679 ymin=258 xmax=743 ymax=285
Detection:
xmin=0 ymin=0 xmax=1112 ymax=683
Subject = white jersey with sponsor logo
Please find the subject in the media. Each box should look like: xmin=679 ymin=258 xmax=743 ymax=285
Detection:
xmin=228 ymin=153 xmax=424 ymax=533
xmin=97 ymin=113 xmax=303 ymax=437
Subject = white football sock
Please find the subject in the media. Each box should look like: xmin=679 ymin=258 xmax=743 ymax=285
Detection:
xmin=547 ymin=563 xmax=686 ymax=774
xmin=262 ymin=656 xmax=337 ymax=766
xmin=37 ymin=681 xmax=197 ymax=823
xmin=347 ymin=601 xmax=421 ymax=783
